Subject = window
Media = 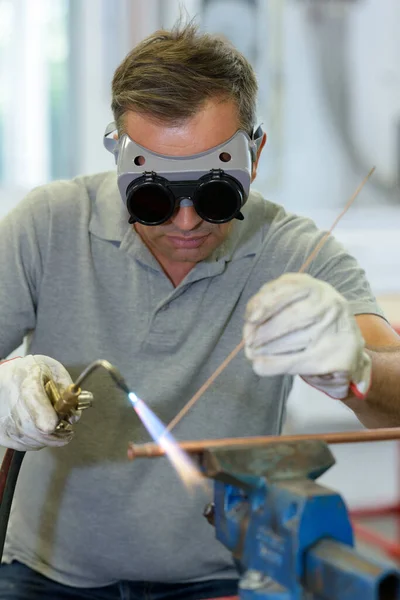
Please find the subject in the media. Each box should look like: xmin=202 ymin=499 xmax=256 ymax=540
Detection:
xmin=0 ymin=0 xmax=70 ymax=188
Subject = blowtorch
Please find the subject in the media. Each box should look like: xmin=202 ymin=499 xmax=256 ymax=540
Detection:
xmin=0 ymin=359 xmax=131 ymax=561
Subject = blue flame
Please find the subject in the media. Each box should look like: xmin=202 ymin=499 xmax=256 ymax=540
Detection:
xmin=128 ymin=392 xmax=203 ymax=488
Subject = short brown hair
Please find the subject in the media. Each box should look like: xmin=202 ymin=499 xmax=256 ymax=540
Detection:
xmin=111 ymin=21 xmax=258 ymax=134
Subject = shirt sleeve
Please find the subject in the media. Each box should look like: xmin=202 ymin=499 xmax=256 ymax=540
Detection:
xmin=308 ymin=232 xmax=385 ymax=318
xmin=0 ymin=189 xmax=50 ymax=357
xmin=264 ymin=207 xmax=385 ymax=319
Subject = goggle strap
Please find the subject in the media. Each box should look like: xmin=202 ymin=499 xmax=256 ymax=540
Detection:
xmin=104 ymin=121 xmax=119 ymax=163
xmin=250 ymin=124 xmax=264 ymax=161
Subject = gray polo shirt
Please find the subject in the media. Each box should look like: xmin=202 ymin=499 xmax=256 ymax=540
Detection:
xmin=0 ymin=172 xmax=382 ymax=587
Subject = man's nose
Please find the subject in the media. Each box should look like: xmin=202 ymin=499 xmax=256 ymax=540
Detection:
xmin=171 ymin=203 xmax=203 ymax=230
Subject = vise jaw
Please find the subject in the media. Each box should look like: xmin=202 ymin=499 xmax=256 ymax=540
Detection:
xmin=200 ymin=440 xmax=400 ymax=600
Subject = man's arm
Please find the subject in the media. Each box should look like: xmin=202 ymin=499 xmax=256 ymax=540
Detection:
xmin=0 ymin=191 xmax=45 ymax=357
xmin=243 ymin=274 xmax=400 ymax=430
xmin=343 ymin=315 xmax=400 ymax=428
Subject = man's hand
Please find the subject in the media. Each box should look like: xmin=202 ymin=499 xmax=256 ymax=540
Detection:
xmin=243 ymin=273 xmax=372 ymax=399
xmin=0 ymin=355 xmax=80 ymax=451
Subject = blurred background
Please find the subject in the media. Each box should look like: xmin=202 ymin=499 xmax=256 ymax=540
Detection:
xmin=1 ymin=0 xmax=400 ymax=556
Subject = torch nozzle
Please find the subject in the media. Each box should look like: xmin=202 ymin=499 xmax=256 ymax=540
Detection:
xmin=73 ymin=359 xmax=131 ymax=394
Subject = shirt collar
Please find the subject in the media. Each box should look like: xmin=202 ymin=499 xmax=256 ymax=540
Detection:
xmin=88 ymin=171 xmax=131 ymax=242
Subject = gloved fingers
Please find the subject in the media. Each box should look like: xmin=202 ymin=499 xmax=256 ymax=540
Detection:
xmin=67 ymin=408 xmax=82 ymax=425
xmin=298 ymin=333 xmax=363 ymax=376
xmin=245 ymin=276 xmax=313 ymax=325
xmin=0 ymin=355 xmax=78 ymax=451
xmin=34 ymin=430 xmax=74 ymax=447
xmin=0 ymin=418 xmax=73 ymax=450
xmin=15 ymin=433 xmax=73 ymax=449
xmin=19 ymin=365 xmax=61 ymax=434
xmin=302 ymin=352 xmax=371 ymax=400
xmin=250 ymin=352 xmax=354 ymax=390
xmin=23 ymin=356 xmax=79 ymax=433
xmin=37 ymin=356 xmax=85 ymax=423
xmin=33 ymin=355 xmax=74 ymax=392
xmin=244 ymin=321 xmax=312 ymax=356
xmin=0 ymin=430 xmax=45 ymax=451
xmin=244 ymin=303 xmax=334 ymax=353
xmin=249 ymin=353 xmax=307 ymax=377
xmin=12 ymin=431 xmax=73 ymax=449
xmin=248 ymin=329 xmax=364 ymax=378
xmin=243 ymin=274 xmax=370 ymax=398
xmin=244 ymin=302 xmax=341 ymax=356
xmin=302 ymin=372 xmax=351 ymax=399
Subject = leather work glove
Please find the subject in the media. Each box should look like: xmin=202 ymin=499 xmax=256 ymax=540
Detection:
xmin=243 ymin=273 xmax=372 ymax=400
xmin=0 ymin=355 xmax=81 ymax=451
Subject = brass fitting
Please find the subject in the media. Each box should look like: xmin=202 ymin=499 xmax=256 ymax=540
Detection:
xmin=45 ymin=380 xmax=83 ymax=418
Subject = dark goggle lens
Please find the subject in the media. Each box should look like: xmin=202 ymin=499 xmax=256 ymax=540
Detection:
xmin=195 ymin=180 xmax=241 ymax=223
xmin=127 ymin=183 xmax=173 ymax=225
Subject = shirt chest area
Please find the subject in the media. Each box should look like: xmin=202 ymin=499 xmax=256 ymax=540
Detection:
xmin=40 ymin=236 xmax=259 ymax=355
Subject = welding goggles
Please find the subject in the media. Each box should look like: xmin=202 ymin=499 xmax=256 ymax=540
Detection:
xmin=104 ymin=122 xmax=264 ymax=226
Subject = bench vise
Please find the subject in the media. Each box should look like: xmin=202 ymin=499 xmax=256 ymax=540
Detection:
xmin=200 ymin=440 xmax=400 ymax=600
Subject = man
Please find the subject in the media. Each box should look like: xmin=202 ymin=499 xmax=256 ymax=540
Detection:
xmin=0 ymin=22 xmax=399 ymax=600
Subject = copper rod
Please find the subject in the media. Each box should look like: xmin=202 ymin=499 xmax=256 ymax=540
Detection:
xmin=128 ymin=426 xmax=400 ymax=459
xmin=298 ymin=166 xmax=375 ymax=274
xmin=166 ymin=167 xmax=376 ymax=433
xmin=166 ymin=340 xmax=245 ymax=432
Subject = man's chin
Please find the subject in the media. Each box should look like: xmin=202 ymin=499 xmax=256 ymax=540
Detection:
xmin=165 ymin=245 xmax=215 ymax=263
xmin=169 ymin=248 xmax=209 ymax=262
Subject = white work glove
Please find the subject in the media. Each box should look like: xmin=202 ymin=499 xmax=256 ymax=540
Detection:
xmin=0 ymin=355 xmax=80 ymax=451
xmin=243 ymin=273 xmax=372 ymax=400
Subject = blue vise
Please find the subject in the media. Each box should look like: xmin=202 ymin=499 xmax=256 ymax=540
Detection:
xmin=201 ymin=440 xmax=400 ymax=600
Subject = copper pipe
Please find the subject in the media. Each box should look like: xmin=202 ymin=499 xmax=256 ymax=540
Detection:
xmin=128 ymin=426 xmax=400 ymax=459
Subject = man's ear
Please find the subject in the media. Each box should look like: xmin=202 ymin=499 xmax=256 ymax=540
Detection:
xmin=251 ymin=132 xmax=267 ymax=182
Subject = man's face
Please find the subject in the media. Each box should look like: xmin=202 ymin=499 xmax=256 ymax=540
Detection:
xmin=124 ymin=99 xmax=247 ymax=266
